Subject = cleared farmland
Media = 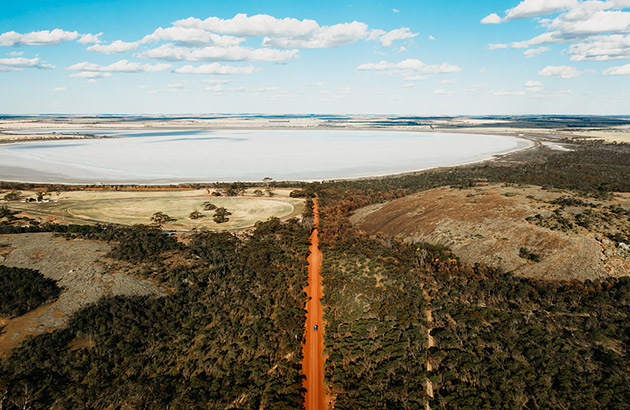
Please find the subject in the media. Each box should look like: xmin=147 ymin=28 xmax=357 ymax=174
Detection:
xmin=7 ymin=189 xmax=304 ymax=231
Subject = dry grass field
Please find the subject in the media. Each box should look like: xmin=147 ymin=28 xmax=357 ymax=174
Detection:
xmin=351 ymin=183 xmax=630 ymax=281
xmin=4 ymin=188 xmax=304 ymax=231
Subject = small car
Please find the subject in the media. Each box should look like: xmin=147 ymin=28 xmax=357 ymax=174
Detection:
xmin=314 ymin=325 xmax=318 ymax=331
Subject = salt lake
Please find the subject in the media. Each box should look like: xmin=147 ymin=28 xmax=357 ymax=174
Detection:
xmin=0 ymin=129 xmax=531 ymax=184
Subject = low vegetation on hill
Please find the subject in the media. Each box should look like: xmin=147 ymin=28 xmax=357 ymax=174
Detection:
xmin=350 ymin=184 xmax=630 ymax=280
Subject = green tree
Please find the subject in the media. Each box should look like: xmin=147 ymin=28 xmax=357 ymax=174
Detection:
xmin=189 ymin=211 xmax=204 ymax=220
xmin=203 ymin=202 xmax=217 ymax=211
xmin=213 ymin=207 xmax=231 ymax=224
xmin=223 ymin=183 xmax=246 ymax=197
xmin=3 ymin=191 xmax=21 ymax=201
xmin=150 ymin=212 xmax=176 ymax=225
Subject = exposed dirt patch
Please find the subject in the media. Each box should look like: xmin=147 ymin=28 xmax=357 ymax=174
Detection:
xmin=351 ymin=184 xmax=630 ymax=281
xmin=68 ymin=335 xmax=95 ymax=351
xmin=0 ymin=233 xmax=166 ymax=357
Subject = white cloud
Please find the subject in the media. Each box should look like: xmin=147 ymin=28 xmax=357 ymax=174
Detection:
xmin=523 ymin=46 xmax=550 ymax=57
xmin=167 ymin=82 xmax=184 ymax=88
xmin=547 ymin=7 xmax=630 ymax=35
xmin=67 ymin=59 xmax=172 ymax=73
xmin=569 ymin=34 xmax=630 ymax=61
xmin=368 ymin=27 xmax=418 ymax=47
xmin=141 ymin=27 xmax=244 ymax=47
xmin=6 ymin=51 xmax=24 ymax=56
xmin=202 ymin=78 xmax=230 ymax=84
xmin=0 ymin=57 xmax=40 ymax=68
xmin=393 ymin=9 xmax=400 ymax=13
xmin=489 ymin=0 xmax=630 ymax=58
xmin=494 ymin=90 xmax=527 ymax=96
xmin=174 ymin=63 xmax=259 ymax=75
xmin=202 ymin=84 xmax=247 ymax=94
xmin=69 ymin=71 xmax=111 ymax=78
xmin=175 ymin=14 xmax=319 ymax=37
xmin=434 ymin=89 xmax=454 ymax=96
xmin=525 ymin=80 xmax=544 ymax=91
xmin=493 ymin=80 xmax=547 ymax=95
xmin=262 ymin=21 xmax=368 ymax=48
xmin=510 ymin=32 xmax=563 ymax=48
xmin=402 ymin=83 xmax=415 ymax=88
xmin=602 ymin=63 xmax=630 ymax=75
xmin=78 ymin=33 xmax=102 ymax=44
xmin=175 ymin=14 xmax=369 ymax=49
xmin=0 ymin=29 xmax=78 ymax=46
xmin=538 ymin=65 xmax=582 ymax=78
xmin=137 ymin=43 xmax=299 ymax=62
xmin=488 ymin=43 xmax=509 ymax=50
xmin=440 ymin=79 xmax=456 ymax=84
xmin=204 ymin=85 xmax=224 ymax=92
xmin=428 ymin=35 xmax=436 ymax=40
xmin=53 ymin=87 xmax=66 ymax=92
xmin=481 ymin=13 xmax=502 ymax=24
xmin=504 ymin=0 xmax=579 ymax=21
xmin=404 ymin=75 xmax=426 ymax=81
xmin=357 ymin=59 xmax=462 ymax=74
xmin=149 ymin=87 xmax=183 ymax=94
xmin=0 ymin=57 xmax=54 ymax=70
xmin=525 ymin=80 xmax=544 ymax=87
xmin=87 ymin=40 xmax=139 ymax=54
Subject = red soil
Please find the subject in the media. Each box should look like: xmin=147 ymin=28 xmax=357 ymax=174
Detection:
xmin=302 ymin=199 xmax=326 ymax=410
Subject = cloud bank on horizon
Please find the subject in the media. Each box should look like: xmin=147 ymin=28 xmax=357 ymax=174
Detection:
xmin=0 ymin=1 xmax=629 ymax=114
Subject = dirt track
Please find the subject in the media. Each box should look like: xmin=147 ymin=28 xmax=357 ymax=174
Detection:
xmin=302 ymin=199 xmax=326 ymax=410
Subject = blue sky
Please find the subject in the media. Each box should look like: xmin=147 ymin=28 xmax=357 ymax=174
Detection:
xmin=1 ymin=0 xmax=629 ymax=115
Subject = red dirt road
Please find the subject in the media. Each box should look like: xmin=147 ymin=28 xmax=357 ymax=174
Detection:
xmin=302 ymin=199 xmax=326 ymax=410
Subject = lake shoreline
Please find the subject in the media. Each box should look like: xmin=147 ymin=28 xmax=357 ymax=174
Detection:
xmin=0 ymin=131 xmax=116 ymax=145
xmin=0 ymin=129 xmax=533 ymax=186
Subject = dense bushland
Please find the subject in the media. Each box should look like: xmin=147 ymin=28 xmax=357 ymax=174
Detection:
xmin=0 ymin=218 xmax=310 ymax=409
xmin=315 ymin=141 xmax=630 ymax=409
xmin=0 ymin=266 xmax=61 ymax=317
